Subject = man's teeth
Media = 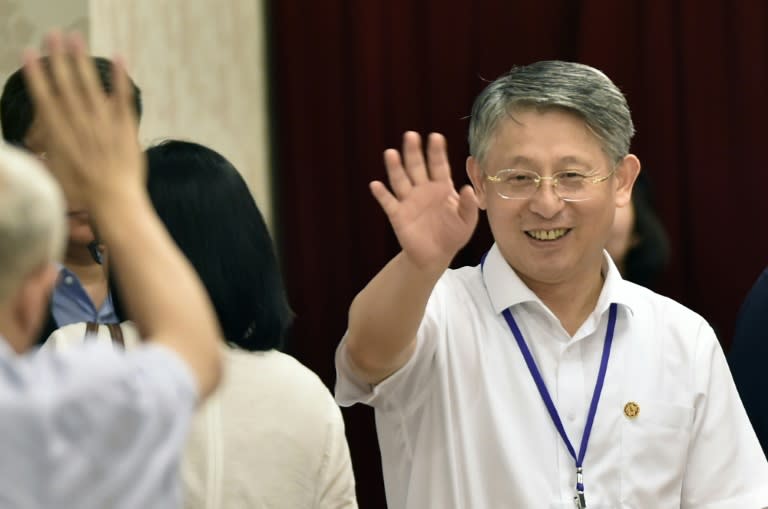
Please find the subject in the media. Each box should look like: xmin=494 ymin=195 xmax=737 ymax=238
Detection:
xmin=527 ymin=229 xmax=567 ymax=241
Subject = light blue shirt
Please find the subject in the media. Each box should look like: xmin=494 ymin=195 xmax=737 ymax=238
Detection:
xmin=0 ymin=336 xmax=197 ymax=508
xmin=52 ymin=266 xmax=117 ymax=327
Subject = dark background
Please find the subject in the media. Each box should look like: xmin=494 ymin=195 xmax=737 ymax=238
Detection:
xmin=270 ymin=1 xmax=768 ymax=506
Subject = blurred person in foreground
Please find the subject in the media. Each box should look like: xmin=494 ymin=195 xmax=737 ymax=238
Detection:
xmin=0 ymin=32 xmax=222 ymax=508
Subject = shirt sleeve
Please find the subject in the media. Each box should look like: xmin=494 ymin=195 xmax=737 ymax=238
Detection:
xmin=1 ymin=342 xmax=198 ymax=509
xmin=334 ymin=275 xmax=448 ymax=414
xmin=682 ymin=321 xmax=768 ymax=509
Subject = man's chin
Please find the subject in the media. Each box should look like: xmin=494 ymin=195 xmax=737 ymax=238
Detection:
xmin=66 ymin=232 xmax=97 ymax=250
xmin=67 ymin=216 xmax=95 ymax=243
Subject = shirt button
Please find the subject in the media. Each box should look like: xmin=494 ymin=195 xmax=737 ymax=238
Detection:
xmin=64 ymin=276 xmax=74 ymax=285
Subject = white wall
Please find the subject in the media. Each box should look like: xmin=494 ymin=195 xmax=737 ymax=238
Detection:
xmin=0 ymin=0 xmax=273 ymax=229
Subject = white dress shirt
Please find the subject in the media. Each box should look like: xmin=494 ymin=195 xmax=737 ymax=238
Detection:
xmin=335 ymin=244 xmax=768 ymax=508
xmin=0 ymin=335 xmax=197 ymax=509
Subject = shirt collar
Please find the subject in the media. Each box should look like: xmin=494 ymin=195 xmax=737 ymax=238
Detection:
xmin=56 ymin=264 xmax=76 ymax=277
xmin=481 ymin=243 xmax=637 ymax=317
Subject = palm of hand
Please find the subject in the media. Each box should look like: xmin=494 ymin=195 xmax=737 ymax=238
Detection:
xmin=22 ymin=34 xmax=145 ymax=208
xmin=371 ymin=132 xmax=479 ymax=271
xmin=388 ymin=180 xmax=476 ymax=269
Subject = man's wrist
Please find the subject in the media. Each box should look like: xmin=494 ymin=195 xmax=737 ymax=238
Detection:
xmin=87 ymin=185 xmax=149 ymax=224
xmin=399 ymin=251 xmax=451 ymax=282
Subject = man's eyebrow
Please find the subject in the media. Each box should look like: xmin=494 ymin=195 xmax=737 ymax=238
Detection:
xmin=498 ymin=155 xmax=593 ymax=168
xmin=558 ymin=156 xmax=591 ymax=166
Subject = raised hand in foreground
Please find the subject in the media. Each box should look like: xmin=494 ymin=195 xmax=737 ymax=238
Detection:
xmin=22 ymin=32 xmax=144 ymax=217
xmin=23 ymin=31 xmax=222 ymax=398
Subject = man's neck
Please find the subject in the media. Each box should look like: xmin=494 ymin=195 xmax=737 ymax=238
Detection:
xmin=521 ymin=266 xmax=605 ymax=337
xmin=64 ymin=246 xmax=105 ymax=285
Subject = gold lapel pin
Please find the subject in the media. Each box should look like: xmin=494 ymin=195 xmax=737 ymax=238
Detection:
xmin=624 ymin=401 xmax=640 ymax=419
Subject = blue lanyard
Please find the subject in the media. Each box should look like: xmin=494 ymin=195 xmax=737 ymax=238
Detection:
xmin=502 ymin=304 xmax=617 ymax=507
xmin=482 ymin=254 xmax=617 ymax=507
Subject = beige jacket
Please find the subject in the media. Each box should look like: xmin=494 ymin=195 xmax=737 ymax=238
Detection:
xmin=47 ymin=322 xmax=358 ymax=509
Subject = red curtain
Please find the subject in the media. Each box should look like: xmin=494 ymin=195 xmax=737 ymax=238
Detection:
xmin=270 ymin=2 xmax=768 ymax=506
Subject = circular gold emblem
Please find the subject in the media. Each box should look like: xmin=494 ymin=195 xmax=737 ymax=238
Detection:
xmin=624 ymin=401 xmax=640 ymax=418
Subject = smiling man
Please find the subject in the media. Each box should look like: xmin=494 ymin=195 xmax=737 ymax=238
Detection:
xmin=1 ymin=58 xmax=142 ymax=342
xmin=334 ymin=61 xmax=768 ymax=508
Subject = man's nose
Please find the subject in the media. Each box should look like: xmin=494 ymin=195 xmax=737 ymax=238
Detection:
xmin=528 ymin=178 xmax=565 ymax=218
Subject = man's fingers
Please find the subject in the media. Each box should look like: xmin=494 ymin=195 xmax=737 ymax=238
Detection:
xmin=383 ymin=148 xmax=412 ymax=199
xmin=21 ymin=49 xmax=56 ymax=123
xmin=402 ymin=131 xmax=429 ymax=184
xmin=45 ymin=31 xmax=81 ymax=118
xmin=426 ymin=133 xmax=451 ymax=181
xmin=370 ymin=181 xmax=400 ymax=217
xmin=110 ymin=55 xmax=134 ymax=121
xmin=68 ymin=33 xmax=104 ymax=114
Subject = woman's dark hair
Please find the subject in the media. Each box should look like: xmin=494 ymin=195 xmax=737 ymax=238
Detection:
xmin=623 ymin=172 xmax=670 ymax=288
xmin=114 ymin=140 xmax=293 ymax=351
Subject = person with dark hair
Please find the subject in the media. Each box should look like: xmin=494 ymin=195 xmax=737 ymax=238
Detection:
xmin=142 ymin=140 xmax=292 ymax=351
xmin=729 ymin=268 xmax=768 ymax=456
xmin=1 ymin=32 xmax=222 ymax=507
xmin=334 ymin=61 xmax=768 ymax=507
xmin=48 ymin=140 xmax=358 ymax=508
xmin=605 ymin=172 xmax=670 ymax=288
xmin=1 ymin=55 xmax=143 ymax=343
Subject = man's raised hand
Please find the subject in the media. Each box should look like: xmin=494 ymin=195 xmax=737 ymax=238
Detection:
xmin=22 ymin=31 xmax=144 ymax=214
xmin=370 ymin=131 xmax=479 ymax=272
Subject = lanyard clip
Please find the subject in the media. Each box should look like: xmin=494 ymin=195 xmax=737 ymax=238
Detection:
xmin=574 ymin=467 xmax=586 ymax=508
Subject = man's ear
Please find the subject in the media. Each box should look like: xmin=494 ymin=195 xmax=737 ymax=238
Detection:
xmin=13 ymin=263 xmax=58 ymax=348
xmin=466 ymin=156 xmax=488 ymax=210
xmin=614 ymin=154 xmax=641 ymax=208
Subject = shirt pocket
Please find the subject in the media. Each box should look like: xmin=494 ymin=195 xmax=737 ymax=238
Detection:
xmin=620 ymin=400 xmax=694 ymax=507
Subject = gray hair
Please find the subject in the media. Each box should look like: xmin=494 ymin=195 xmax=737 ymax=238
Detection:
xmin=0 ymin=144 xmax=66 ymax=301
xmin=468 ymin=60 xmax=635 ymax=164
